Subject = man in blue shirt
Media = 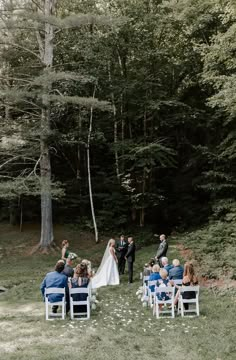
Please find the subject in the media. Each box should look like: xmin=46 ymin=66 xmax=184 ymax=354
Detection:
xmin=169 ymin=259 xmax=184 ymax=280
xmin=40 ymin=260 xmax=69 ymax=313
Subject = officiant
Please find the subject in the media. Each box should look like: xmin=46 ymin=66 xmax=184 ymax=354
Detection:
xmin=116 ymin=234 xmax=128 ymax=275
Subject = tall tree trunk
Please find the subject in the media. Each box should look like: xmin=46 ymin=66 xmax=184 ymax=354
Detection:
xmin=39 ymin=0 xmax=56 ymax=248
xmin=77 ymin=112 xmax=82 ymax=181
xmin=87 ymin=87 xmax=98 ymax=242
xmin=108 ymin=62 xmax=120 ymax=181
xmin=140 ymin=108 xmax=147 ymax=227
xmin=120 ymin=93 xmax=125 ymax=172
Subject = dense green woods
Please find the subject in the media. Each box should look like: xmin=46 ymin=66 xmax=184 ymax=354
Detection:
xmin=0 ymin=0 xmax=235 ymax=246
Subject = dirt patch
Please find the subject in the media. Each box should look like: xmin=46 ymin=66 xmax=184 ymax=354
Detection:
xmin=176 ymin=243 xmax=194 ymax=260
xmin=176 ymin=243 xmax=236 ymax=289
xmin=199 ymin=277 xmax=236 ymax=290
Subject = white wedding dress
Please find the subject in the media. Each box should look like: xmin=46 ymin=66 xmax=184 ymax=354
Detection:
xmin=91 ymin=242 xmax=120 ymax=289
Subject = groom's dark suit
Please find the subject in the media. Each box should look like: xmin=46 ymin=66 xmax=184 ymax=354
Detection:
xmin=125 ymin=241 xmax=136 ymax=283
xmin=116 ymin=239 xmax=128 ymax=274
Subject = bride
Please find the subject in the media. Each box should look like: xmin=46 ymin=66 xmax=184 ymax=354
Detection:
xmin=91 ymin=238 xmax=120 ymax=288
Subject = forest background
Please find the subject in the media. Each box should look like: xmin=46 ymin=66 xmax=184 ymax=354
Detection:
xmin=0 ymin=0 xmax=235 ymax=279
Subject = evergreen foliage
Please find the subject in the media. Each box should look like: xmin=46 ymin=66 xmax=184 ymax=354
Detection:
xmin=0 ymin=0 xmax=235 ymax=244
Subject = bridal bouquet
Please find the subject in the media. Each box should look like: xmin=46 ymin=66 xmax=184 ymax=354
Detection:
xmin=68 ymin=252 xmax=78 ymax=260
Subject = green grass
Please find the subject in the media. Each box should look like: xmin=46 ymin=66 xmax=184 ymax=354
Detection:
xmin=0 ymin=225 xmax=236 ymax=360
xmin=179 ymin=221 xmax=236 ymax=281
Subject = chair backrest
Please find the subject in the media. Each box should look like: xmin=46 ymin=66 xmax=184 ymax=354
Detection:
xmin=148 ymin=280 xmax=157 ymax=287
xmin=143 ymin=276 xmax=150 ymax=283
xmin=173 ymin=279 xmax=183 ymax=286
xmin=45 ymin=287 xmax=65 ymax=295
xmin=69 ymin=288 xmax=89 ymax=295
xmin=180 ymin=285 xmax=199 ymax=294
xmin=155 ymin=286 xmax=174 ymax=294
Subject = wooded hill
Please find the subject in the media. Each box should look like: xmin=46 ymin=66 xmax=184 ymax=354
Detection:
xmin=0 ymin=0 xmax=235 ymax=246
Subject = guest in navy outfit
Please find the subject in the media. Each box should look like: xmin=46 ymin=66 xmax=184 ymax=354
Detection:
xmin=169 ymin=259 xmax=184 ymax=280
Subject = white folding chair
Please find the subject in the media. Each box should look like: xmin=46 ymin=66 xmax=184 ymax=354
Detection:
xmin=142 ymin=276 xmax=150 ymax=301
xmin=173 ymin=279 xmax=183 ymax=310
xmin=88 ymin=282 xmax=92 ymax=300
xmin=148 ymin=280 xmax=157 ymax=309
xmin=69 ymin=288 xmax=90 ymax=320
xmin=154 ymin=286 xmax=175 ymax=318
xmin=179 ymin=286 xmax=200 ymax=317
xmin=45 ymin=287 xmax=66 ymax=320
xmin=143 ymin=276 xmax=150 ymax=285
xmin=173 ymin=279 xmax=183 ymax=286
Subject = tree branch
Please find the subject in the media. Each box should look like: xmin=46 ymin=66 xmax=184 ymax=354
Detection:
xmin=0 ymin=41 xmax=42 ymax=61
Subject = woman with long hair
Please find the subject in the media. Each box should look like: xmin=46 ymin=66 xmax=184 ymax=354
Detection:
xmin=173 ymin=262 xmax=198 ymax=306
xmin=70 ymin=263 xmax=90 ymax=313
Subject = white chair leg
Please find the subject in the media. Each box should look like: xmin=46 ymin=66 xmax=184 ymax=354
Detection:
xmin=156 ymin=303 xmax=160 ymax=318
xmin=196 ymin=297 xmax=200 ymax=316
xmin=153 ymin=302 xmax=156 ymax=316
xmin=70 ymin=300 xmax=74 ymax=320
xmin=87 ymin=300 xmax=90 ymax=319
xmin=46 ymin=300 xmax=49 ymax=320
xmin=172 ymin=302 xmax=175 ymax=318
xmin=181 ymin=300 xmax=184 ymax=317
xmin=62 ymin=302 xmax=65 ymax=320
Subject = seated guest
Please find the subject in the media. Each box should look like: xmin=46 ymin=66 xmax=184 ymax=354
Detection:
xmin=169 ymin=259 xmax=184 ymax=280
xmin=81 ymin=259 xmax=92 ymax=277
xmin=156 ymin=268 xmax=171 ymax=301
xmin=63 ymin=254 xmax=75 ymax=278
xmin=149 ymin=264 xmax=161 ymax=292
xmin=143 ymin=258 xmax=155 ymax=276
xmin=161 ymin=257 xmax=173 ymax=275
xmin=173 ymin=262 xmax=198 ymax=308
xmin=70 ymin=263 xmax=90 ymax=313
xmin=40 ymin=260 xmax=69 ymax=313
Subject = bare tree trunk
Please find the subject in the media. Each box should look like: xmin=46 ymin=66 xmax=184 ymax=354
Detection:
xmin=87 ymin=87 xmax=98 ymax=242
xmin=77 ymin=112 xmax=82 ymax=180
xmin=108 ymin=62 xmax=120 ymax=181
xmin=120 ymin=94 xmax=125 ymax=172
xmin=19 ymin=196 xmax=23 ymax=232
xmin=38 ymin=0 xmax=56 ymax=249
xmin=140 ymin=108 xmax=147 ymax=227
xmin=40 ymin=105 xmax=53 ymax=247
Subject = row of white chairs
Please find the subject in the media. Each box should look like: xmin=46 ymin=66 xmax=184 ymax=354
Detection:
xmin=45 ymin=285 xmax=91 ymax=321
xmin=142 ymin=277 xmax=200 ymax=318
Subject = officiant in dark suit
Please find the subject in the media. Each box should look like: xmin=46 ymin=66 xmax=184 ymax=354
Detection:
xmin=116 ymin=235 xmax=128 ymax=275
xmin=125 ymin=236 xmax=136 ymax=284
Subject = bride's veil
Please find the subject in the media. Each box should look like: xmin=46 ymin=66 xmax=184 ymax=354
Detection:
xmin=94 ymin=239 xmax=112 ymax=276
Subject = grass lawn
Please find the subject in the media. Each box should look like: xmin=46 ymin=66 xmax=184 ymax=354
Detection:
xmin=0 ymin=224 xmax=235 ymax=360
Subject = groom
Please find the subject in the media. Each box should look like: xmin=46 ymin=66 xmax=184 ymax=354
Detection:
xmin=116 ymin=234 xmax=128 ymax=275
xmin=125 ymin=236 xmax=136 ymax=284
